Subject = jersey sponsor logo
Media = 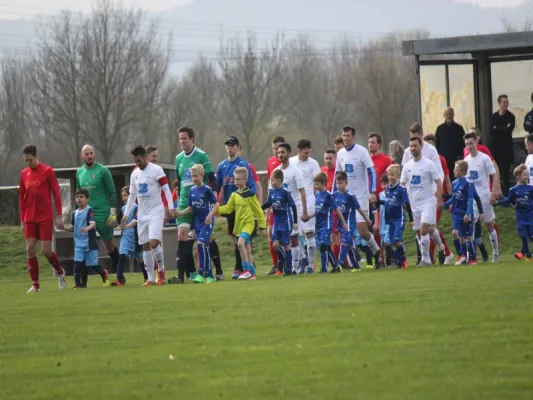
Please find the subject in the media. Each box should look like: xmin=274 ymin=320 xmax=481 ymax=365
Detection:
xmin=469 ymin=171 xmax=479 ymax=180
xmin=192 ymin=198 xmax=205 ymax=208
xmin=182 ymin=168 xmax=193 ymax=186
xmin=315 ymin=202 xmax=324 ymax=212
xmin=516 ymin=195 xmax=529 ymax=205
xmin=25 ymin=180 xmax=41 ymax=188
xmin=386 ymin=195 xmax=398 ymax=205
xmin=91 ymin=173 xmax=95 ymax=179
xmin=345 ymin=164 xmax=354 ymax=174
xmin=223 ymin=176 xmax=235 ymax=185
xmin=410 ymin=175 xmax=421 ymax=185
xmin=272 ymin=200 xmax=282 ymax=210
xmin=138 ymin=183 xmax=148 ymax=194
xmin=529 ymin=167 xmax=533 ymax=177
xmin=282 ymin=183 xmax=289 ymax=190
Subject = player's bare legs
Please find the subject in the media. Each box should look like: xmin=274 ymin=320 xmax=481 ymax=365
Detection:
xmin=25 ymin=237 xmax=65 ymax=292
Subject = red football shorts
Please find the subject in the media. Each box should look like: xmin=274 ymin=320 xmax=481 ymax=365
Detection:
xmin=24 ymin=220 xmax=54 ymax=241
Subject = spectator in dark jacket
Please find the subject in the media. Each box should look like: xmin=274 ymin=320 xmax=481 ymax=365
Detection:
xmin=488 ymin=94 xmax=515 ymax=195
xmin=435 ymin=107 xmax=465 ymax=180
xmin=524 ymin=92 xmax=533 ymax=134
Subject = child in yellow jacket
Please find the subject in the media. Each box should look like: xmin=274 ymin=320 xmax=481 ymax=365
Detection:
xmin=216 ymin=167 xmax=267 ymax=280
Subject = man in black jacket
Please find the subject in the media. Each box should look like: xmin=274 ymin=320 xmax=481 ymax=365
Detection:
xmin=435 ymin=107 xmax=465 ymax=180
xmin=524 ymin=92 xmax=533 ymax=134
xmin=488 ymin=94 xmax=515 ymax=195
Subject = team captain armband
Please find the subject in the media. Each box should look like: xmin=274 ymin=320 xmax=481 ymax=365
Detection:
xmin=158 ymin=176 xmax=169 ymax=186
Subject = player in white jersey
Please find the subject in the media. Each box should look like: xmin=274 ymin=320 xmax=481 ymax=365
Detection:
xmin=525 ymin=134 xmax=533 ymax=185
xmin=122 ymin=145 xmax=176 ymax=286
xmin=402 ymin=122 xmax=445 ymax=264
xmin=274 ymin=143 xmax=308 ymax=272
xmin=400 ymin=137 xmax=444 ymax=267
xmin=335 ymin=125 xmax=382 ymax=266
xmin=463 ymin=132 xmax=502 ymax=263
xmin=401 ymin=124 xmax=444 ymax=180
xmin=290 ymin=139 xmax=321 ymax=272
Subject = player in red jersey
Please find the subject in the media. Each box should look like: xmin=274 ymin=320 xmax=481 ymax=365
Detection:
xmin=266 ymin=136 xmax=285 ymax=274
xmin=321 ymin=149 xmax=342 ymax=261
xmin=424 ymin=134 xmax=455 ymax=264
xmin=19 ymin=144 xmax=67 ymax=292
xmin=463 ymin=128 xmax=502 ymax=260
xmin=368 ymin=133 xmax=393 ymax=262
xmin=321 ymin=149 xmax=336 ymax=191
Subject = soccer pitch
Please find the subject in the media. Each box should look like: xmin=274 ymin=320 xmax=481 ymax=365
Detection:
xmin=1 ymin=260 xmax=532 ymax=400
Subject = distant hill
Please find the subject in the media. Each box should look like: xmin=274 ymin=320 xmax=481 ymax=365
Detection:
xmin=0 ymin=0 xmax=532 ymax=69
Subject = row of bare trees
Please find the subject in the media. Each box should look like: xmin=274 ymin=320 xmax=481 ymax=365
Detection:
xmin=0 ymin=0 xmax=424 ymax=185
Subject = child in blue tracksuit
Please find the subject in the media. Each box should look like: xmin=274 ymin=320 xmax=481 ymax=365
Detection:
xmin=494 ymin=164 xmax=533 ymax=261
xmin=177 ymin=164 xmax=220 ymax=283
xmin=379 ymin=174 xmax=393 ymax=267
xmin=333 ymin=171 xmax=372 ymax=272
xmin=302 ymin=171 xmax=348 ymax=273
xmin=262 ymin=168 xmax=298 ymax=275
xmin=381 ymin=165 xmax=413 ymax=269
xmin=112 ymin=186 xmax=145 ymax=285
xmin=442 ymin=161 xmax=479 ymax=265
xmin=65 ymin=189 xmax=109 ymax=288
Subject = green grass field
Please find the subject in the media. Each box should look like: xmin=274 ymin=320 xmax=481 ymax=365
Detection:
xmin=1 ymin=207 xmax=532 ymax=400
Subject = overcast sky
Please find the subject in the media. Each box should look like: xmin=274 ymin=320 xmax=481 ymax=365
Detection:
xmin=0 ymin=0 xmax=528 ymax=19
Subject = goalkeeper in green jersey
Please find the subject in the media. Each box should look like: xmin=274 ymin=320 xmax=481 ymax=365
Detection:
xmin=169 ymin=126 xmax=224 ymax=283
xmin=76 ymin=145 xmax=119 ymax=273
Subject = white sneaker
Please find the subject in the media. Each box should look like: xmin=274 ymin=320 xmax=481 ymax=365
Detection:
xmin=26 ymin=286 xmax=40 ymax=293
xmin=238 ymin=271 xmax=252 ymax=280
xmin=56 ymin=269 xmax=67 ymax=290
xmin=444 ymin=253 xmax=455 ymax=265
xmin=416 ymin=261 xmax=432 ymax=267
xmin=492 ymin=254 xmax=500 ymax=263
xmin=455 ymin=255 xmax=466 ymax=266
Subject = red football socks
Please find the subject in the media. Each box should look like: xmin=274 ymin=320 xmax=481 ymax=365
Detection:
xmin=28 ymin=256 xmax=39 ymax=288
xmin=46 ymin=252 xmax=63 ymax=274
xmin=269 ymin=242 xmax=278 ymax=268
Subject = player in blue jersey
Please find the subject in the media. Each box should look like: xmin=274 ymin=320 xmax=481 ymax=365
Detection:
xmin=333 ymin=171 xmax=372 ymax=272
xmin=111 ymin=186 xmax=145 ymax=286
xmin=442 ymin=161 xmax=480 ymax=266
xmin=177 ymin=164 xmax=220 ymax=283
xmin=302 ymin=172 xmax=348 ymax=273
xmin=494 ymin=164 xmax=533 ymax=261
xmin=64 ymin=189 xmax=110 ymax=288
xmin=381 ymin=164 xmax=413 ymax=269
xmin=262 ymin=169 xmax=299 ymax=275
xmin=216 ymin=136 xmax=257 ymax=278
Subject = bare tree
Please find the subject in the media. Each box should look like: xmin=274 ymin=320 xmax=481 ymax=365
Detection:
xmin=502 ymin=17 xmax=533 ymax=32
xmin=160 ymin=58 xmax=223 ymax=162
xmin=29 ymin=11 xmax=85 ymax=165
xmin=286 ymin=37 xmax=358 ymax=151
xmin=0 ymin=58 xmax=31 ymax=183
xmin=29 ymin=0 xmax=170 ymax=165
xmin=353 ymin=31 xmax=426 ymax=144
xmin=215 ymin=32 xmax=293 ymax=161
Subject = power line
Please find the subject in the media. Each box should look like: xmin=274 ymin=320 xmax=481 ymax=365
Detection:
xmin=0 ymin=2 xmax=397 ymax=36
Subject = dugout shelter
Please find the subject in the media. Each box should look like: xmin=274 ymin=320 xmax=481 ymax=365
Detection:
xmin=402 ymin=31 xmax=533 ymax=178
